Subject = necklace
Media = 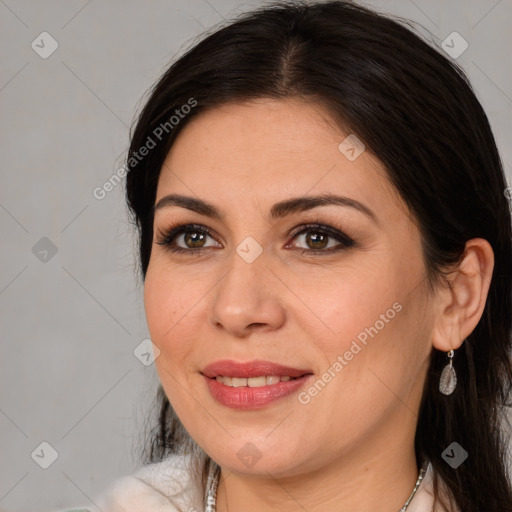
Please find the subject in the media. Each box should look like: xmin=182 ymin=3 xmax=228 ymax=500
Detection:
xmin=205 ymin=459 xmax=428 ymax=512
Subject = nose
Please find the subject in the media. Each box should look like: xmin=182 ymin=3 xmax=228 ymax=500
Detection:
xmin=209 ymin=249 xmax=286 ymax=338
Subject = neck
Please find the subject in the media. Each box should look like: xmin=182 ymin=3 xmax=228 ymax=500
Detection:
xmin=214 ymin=430 xmax=420 ymax=512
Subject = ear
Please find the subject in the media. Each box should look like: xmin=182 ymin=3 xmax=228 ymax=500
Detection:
xmin=431 ymin=238 xmax=494 ymax=352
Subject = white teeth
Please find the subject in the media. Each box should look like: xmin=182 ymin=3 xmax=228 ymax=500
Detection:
xmin=216 ymin=376 xmax=232 ymax=386
xmin=248 ymin=376 xmax=267 ymax=387
xmin=215 ymin=375 xmax=296 ymax=387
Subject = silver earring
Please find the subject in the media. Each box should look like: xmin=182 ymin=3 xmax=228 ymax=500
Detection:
xmin=439 ymin=349 xmax=457 ymax=395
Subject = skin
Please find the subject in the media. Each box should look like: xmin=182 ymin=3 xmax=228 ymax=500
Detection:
xmin=143 ymin=98 xmax=494 ymax=512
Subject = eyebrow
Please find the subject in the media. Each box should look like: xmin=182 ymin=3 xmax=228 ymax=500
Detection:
xmin=153 ymin=193 xmax=377 ymax=223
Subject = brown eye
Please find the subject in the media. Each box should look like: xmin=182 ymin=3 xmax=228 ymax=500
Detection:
xmin=156 ymin=222 xmax=355 ymax=256
xmin=156 ymin=224 xmax=221 ymax=253
xmin=304 ymin=231 xmax=329 ymax=250
xmin=289 ymin=224 xmax=355 ymax=253
xmin=183 ymin=231 xmax=207 ymax=249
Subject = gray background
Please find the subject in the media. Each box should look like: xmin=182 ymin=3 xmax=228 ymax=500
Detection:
xmin=0 ymin=0 xmax=511 ymax=510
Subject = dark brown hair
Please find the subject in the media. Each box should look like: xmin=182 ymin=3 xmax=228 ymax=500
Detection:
xmin=125 ymin=1 xmax=512 ymax=510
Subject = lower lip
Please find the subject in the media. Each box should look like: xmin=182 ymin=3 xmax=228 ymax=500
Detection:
xmin=203 ymin=375 xmax=312 ymax=410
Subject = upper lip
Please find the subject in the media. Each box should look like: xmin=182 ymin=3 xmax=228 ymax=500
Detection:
xmin=201 ymin=359 xmax=312 ymax=379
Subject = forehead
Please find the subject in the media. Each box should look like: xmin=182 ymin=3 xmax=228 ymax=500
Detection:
xmin=155 ymin=98 xmax=401 ymax=220
xmin=163 ymin=98 xmax=353 ymax=170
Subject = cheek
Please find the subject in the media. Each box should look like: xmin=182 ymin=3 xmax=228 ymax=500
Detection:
xmin=144 ymin=260 xmax=202 ymax=338
xmin=144 ymin=269 xmax=171 ymax=344
xmin=143 ymin=268 xmax=196 ymax=414
xmin=144 ymin=264 xmax=196 ymax=368
xmin=301 ymin=256 xmax=428 ymax=397
xmin=143 ymin=260 xmax=222 ymax=397
xmin=302 ymin=265 xmax=402 ymax=354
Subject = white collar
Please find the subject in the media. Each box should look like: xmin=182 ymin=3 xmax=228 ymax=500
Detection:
xmin=87 ymin=455 xmax=455 ymax=512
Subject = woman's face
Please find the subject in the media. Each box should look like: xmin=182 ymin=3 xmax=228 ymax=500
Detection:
xmin=144 ymin=98 xmax=435 ymax=477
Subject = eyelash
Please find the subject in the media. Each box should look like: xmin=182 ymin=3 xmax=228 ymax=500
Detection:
xmin=155 ymin=220 xmax=356 ymax=256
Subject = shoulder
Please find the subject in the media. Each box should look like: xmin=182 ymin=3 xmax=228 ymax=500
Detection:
xmin=55 ymin=454 xmax=204 ymax=512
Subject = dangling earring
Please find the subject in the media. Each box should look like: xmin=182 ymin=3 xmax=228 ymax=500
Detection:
xmin=439 ymin=349 xmax=457 ymax=395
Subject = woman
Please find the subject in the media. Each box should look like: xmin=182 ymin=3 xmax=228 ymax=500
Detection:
xmin=58 ymin=1 xmax=512 ymax=511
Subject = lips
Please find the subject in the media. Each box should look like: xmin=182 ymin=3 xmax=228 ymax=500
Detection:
xmin=201 ymin=359 xmax=311 ymax=379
